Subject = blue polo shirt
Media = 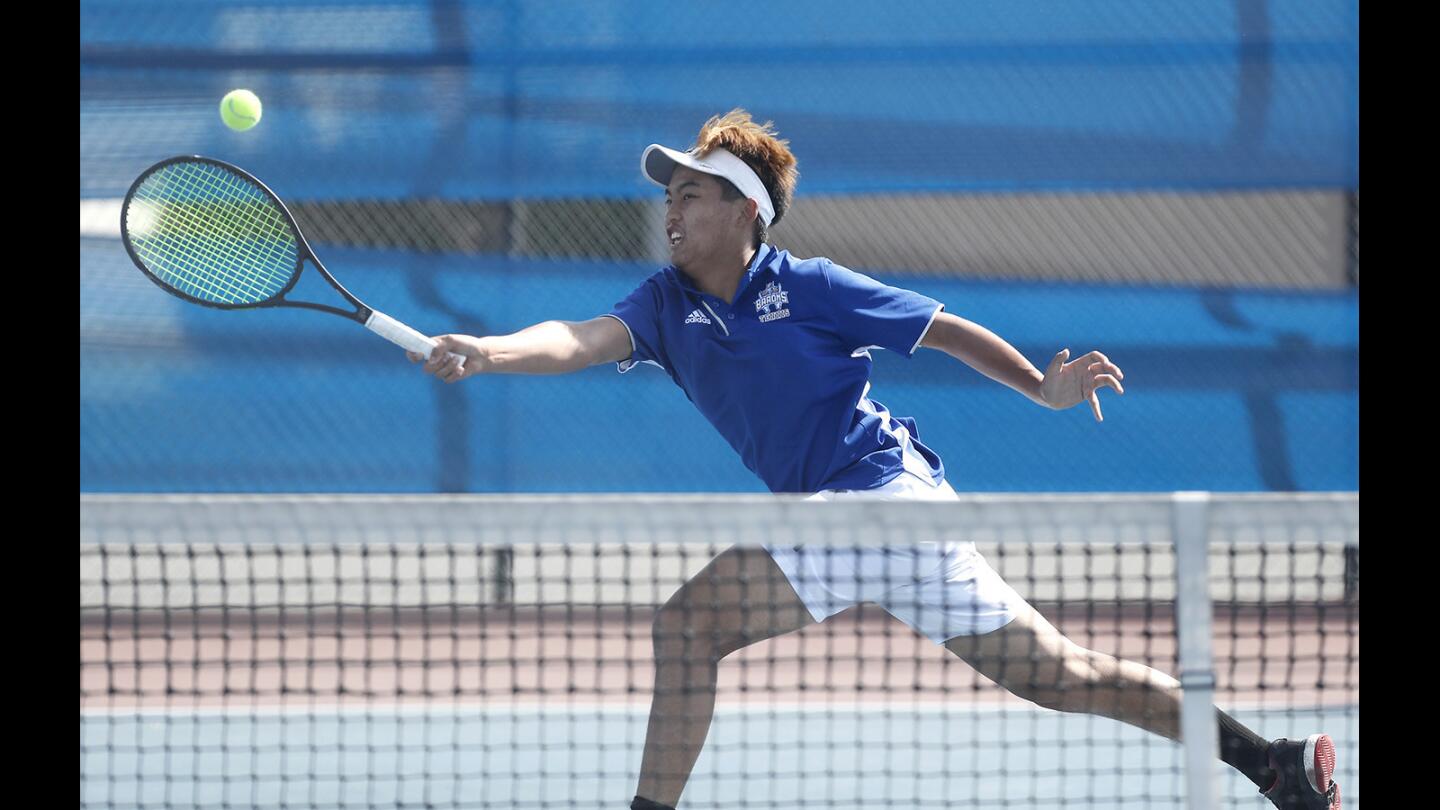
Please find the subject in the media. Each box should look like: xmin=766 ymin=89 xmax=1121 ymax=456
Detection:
xmin=604 ymin=245 xmax=946 ymax=494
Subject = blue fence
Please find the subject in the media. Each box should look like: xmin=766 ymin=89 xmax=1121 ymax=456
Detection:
xmin=80 ymin=0 xmax=1359 ymax=493
xmin=80 ymin=239 xmax=1357 ymax=492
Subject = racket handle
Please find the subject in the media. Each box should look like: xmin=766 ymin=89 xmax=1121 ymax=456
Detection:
xmin=365 ymin=310 xmax=467 ymax=369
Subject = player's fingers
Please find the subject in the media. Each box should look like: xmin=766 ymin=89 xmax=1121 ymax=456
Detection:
xmin=406 ymin=351 xmax=427 ymax=364
xmin=1046 ymin=349 xmax=1070 ymax=376
xmin=1089 ymin=391 xmax=1103 ymax=422
xmin=1093 ymin=374 xmax=1124 ymax=395
xmin=439 ymin=353 xmax=467 ymax=383
xmin=423 ymin=344 xmax=450 ymax=373
xmin=1087 ymin=361 xmax=1124 ymax=380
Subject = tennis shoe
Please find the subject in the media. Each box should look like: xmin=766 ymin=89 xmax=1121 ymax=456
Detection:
xmin=1262 ymin=734 xmax=1340 ymax=809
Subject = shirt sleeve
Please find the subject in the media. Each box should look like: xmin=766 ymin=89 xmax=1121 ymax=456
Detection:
xmin=603 ymin=277 xmax=667 ymax=373
xmin=822 ymin=259 xmax=944 ymax=357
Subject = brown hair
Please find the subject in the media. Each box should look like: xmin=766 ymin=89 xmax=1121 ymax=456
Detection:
xmin=692 ymin=109 xmax=799 ymax=246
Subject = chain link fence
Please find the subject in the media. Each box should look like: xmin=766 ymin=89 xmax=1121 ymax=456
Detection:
xmin=80 ymin=0 xmax=1358 ymax=493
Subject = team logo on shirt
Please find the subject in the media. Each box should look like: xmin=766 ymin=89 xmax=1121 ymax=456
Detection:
xmin=684 ymin=309 xmax=712 ymax=325
xmin=755 ymin=281 xmax=791 ymax=323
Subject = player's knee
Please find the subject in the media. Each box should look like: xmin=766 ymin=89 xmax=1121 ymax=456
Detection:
xmin=712 ymin=630 xmax=759 ymax=661
xmin=651 ymin=600 xmax=692 ymax=652
xmin=1010 ymin=655 xmax=1098 ymax=713
xmin=1029 ymin=677 xmax=1098 ymax=713
xmin=651 ymin=594 xmax=721 ymax=660
xmin=1024 ymin=687 xmax=1074 ymax=713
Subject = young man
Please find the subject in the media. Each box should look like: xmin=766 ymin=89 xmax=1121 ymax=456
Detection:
xmin=412 ymin=110 xmax=1341 ymax=810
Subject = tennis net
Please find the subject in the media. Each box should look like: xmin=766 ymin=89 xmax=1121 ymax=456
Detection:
xmin=80 ymin=493 xmax=1358 ymax=809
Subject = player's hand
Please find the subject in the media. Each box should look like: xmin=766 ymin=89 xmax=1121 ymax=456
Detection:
xmin=1039 ymin=349 xmax=1125 ymax=422
xmin=408 ymin=335 xmax=485 ymax=383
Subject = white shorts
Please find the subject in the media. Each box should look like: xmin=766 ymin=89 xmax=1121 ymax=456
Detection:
xmin=764 ymin=471 xmax=1028 ymax=644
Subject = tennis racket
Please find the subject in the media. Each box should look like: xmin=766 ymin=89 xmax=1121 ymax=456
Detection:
xmin=120 ymin=155 xmax=462 ymax=367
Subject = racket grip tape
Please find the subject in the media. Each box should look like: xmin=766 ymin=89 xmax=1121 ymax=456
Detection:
xmin=365 ymin=311 xmax=467 ymax=369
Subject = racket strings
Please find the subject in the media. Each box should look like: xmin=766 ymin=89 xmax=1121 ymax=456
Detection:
xmin=140 ymin=164 xmax=293 ymax=303
xmin=135 ymin=182 xmax=289 ymax=304
xmin=156 ymin=165 xmax=291 ymax=302
xmin=128 ymin=161 xmax=300 ymax=305
xmin=141 ymin=163 xmax=293 ymax=303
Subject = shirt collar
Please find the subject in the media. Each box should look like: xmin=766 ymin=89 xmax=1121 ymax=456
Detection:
xmin=670 ymin=244 xmax=781 ymax=301
xmin=741 ymin=244 xmax=779 ymax=288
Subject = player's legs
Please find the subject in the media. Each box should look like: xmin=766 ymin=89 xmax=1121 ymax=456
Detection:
xmin=942 ymin=601 xmax=1186 ymax=738
xmin=942 ymin=603 xmax=1302 ymax=800
xmin=634 ymin=545 xmax=816 ymax=809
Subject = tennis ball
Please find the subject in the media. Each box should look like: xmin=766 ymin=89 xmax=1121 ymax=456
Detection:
xmin=220 ymin=89 xmax=263 ymax=132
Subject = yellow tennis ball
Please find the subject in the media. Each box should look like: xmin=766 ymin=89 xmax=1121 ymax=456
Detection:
xmin=220 ymin=89 xmax=263 ymax=132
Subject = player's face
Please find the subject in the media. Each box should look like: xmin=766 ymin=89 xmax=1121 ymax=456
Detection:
xmin=664 ymin=167 xmax=748 ymax=269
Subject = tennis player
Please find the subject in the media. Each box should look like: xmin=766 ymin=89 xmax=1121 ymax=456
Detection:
xmin=411 ymin=110 xmax=1341 ymax=810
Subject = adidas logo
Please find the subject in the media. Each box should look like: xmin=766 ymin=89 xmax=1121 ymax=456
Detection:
xmin=684 ymin=309 xmax=712 ymax=325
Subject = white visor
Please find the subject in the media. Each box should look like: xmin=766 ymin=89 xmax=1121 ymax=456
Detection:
xmin=642 ymin=144 xmax=775 ymax=227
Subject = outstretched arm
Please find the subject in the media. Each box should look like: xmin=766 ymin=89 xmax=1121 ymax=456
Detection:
xmin=408 ymin=316 xmax=633 ymax=383
xmin=919 ymin=311 xmax=1124 ymax=421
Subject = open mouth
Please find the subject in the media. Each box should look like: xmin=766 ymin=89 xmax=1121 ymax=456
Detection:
xmin=668 ymin=231 xmax=683 ymax=247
